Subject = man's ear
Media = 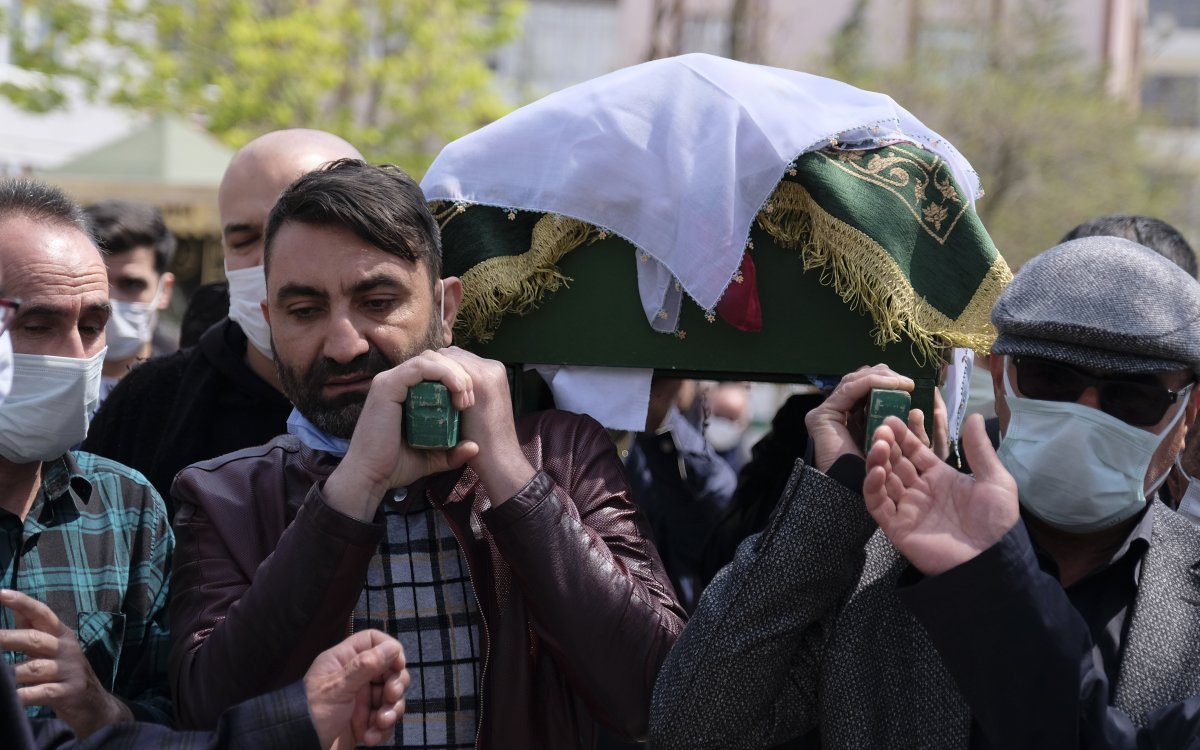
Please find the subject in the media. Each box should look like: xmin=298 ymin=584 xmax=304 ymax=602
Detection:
xmin=260 ymin=298 xmax=271 ymax=326
xmin=439 ymin=277 xmax=463 ymax=346
xmin=158 ymin=272 xmax=176 ymax=310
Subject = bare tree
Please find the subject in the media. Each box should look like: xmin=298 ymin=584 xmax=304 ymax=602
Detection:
xmin=729 ymin=0 xmax=767 ymax=62
xmin=646 ymin=0 xmax=684 ymax=60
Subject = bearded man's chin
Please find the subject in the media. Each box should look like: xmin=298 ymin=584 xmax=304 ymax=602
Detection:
xmin=306 ymin=399 xmax=366 ymax=440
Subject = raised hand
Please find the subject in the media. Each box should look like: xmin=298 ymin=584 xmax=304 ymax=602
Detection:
xmin=863 ymin=414 xmax=1019 ymax=575
xmin=0 ymin=588 xmax=132 ymax=738
xmin=304 ymin=629 xmax=410 ymax=750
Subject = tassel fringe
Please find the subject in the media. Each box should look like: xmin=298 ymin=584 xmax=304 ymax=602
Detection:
xmin=456 ymin=214 xmax=600 ymax=343
xmin=758 ymin=180 xmax=1011 ymax=364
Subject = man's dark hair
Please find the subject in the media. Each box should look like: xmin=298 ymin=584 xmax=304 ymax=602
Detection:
xmin=85 ymin=199 xmax=177 ymax=273
xmin=0 ymin=178 xmax=91 ymax=236
xmin=1061 ymin=214 xmax=1197 ymax=278
xmin=264 ymin=158 xmax=441 ymax=282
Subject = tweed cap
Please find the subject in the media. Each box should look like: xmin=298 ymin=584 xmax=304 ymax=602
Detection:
xmin=991 ymin=236 xmax=1200 ymax=374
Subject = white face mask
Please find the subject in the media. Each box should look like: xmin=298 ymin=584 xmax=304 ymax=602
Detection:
xmin=224 ymin=262 xmax=273 ymax=359
xmin=997 ymin=360 xmax=1190 ymax=534
xmin=0 ymin=330 xmax=12 ymax=408
xmin=0 ymin=348 xmax=106 ymax=464
xmin=1172 ymin=456 xmax=1200 ymax=528
xmin=105 ymin=281 xmax=163 ymax=361
xmin=705 ymin=415 xmax=743 ymax=452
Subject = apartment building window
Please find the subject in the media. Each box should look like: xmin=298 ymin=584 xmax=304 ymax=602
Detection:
xmin=1143 ymin=74 xmax=1200 ymax=128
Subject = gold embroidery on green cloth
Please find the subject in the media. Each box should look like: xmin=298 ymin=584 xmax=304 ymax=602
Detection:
xmin=430 ymin=200 xmax=468 ymax=230
xmin=455 ymin=214 xmax=601 ymax=343
xmin=823 ymin=146 xmax=968 ymax=244
xmin=758 ymin=179 xmax=1012 ymax=362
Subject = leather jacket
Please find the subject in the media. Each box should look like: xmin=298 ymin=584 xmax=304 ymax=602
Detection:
xmin=168 ymin=410 xmax=685 ymax=748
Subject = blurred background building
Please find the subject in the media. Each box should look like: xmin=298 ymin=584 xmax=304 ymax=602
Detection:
xmin=2 ymin=0 xmax=1199 ymax=292
xmin=494 ymin=0 xmax=1200 ymax=262
xmin=496 ymin=0 xmax=1144 ymax=100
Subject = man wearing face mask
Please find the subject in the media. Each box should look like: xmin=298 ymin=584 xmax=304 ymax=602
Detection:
xmin=651 ymin=236 xmax=1200 ymax=748
xmin=0 ymin=179 xmax=172 ymax=737
xmin=84 ymin=129 xmax=362 ymax=510
xmin=83 ymin=201 xmax=177 ymax=404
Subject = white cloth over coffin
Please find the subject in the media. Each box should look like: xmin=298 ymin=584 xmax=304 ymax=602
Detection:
xmin=528 ymin=365 xmax=653 ymax=432
xmin=421 ymin=53 xmax=981 ymax=332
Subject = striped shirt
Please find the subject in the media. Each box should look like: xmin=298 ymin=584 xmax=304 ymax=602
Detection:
xmin=0 ymin=451 xmax=173 ymax=724
xmin=352 ymin=488 xmax=481 ymax=749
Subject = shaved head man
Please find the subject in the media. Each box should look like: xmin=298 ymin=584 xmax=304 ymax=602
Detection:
xmin=83 ymin=130 xmax=362 ymax=512
xmin=219 ymin=129 xmax=363 ymax=389
xmin=220 ymin=129 xmax=363 ymax=271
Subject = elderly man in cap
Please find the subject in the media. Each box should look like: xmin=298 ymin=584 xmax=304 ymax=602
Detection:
xmin=650 ymin=236 xmax=1200 ymax=749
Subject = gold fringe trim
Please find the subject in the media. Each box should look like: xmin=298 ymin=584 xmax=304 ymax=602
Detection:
xmin=456 ymin=214 xmax=600 ymax=343
xmin=758 ymin=180 xmax=1012 ymax=364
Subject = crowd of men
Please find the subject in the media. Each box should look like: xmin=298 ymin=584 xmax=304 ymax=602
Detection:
xmin=4 ymin=120 xmax=1200 ymax=750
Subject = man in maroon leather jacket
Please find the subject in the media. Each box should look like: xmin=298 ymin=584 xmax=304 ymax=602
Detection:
xmin=166 ymin=159 xmax=686 ymax=749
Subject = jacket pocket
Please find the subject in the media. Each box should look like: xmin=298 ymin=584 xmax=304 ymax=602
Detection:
xmin=77 ymin=610 xmax=125 ymax=691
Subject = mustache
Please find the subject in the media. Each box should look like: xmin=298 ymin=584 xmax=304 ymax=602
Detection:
xmin=303 ymin=347 xmax=396 ymax=388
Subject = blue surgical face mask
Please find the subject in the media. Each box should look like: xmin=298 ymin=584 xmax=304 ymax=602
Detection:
xmin=997 ymin=358 xmax=1190 ymax=534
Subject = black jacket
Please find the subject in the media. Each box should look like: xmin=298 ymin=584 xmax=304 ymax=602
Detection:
xmin=904 ymin=522 xmax=1200 ymax=750
xmin=2 ymin=659 xmax=320 ymax=750
xmin=83 ymin=319 xmax=292 ymax=520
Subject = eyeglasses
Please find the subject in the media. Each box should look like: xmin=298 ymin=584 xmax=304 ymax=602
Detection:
xmin=0 ymin=297 xmax=19 ymax=334
xmin=1013 ymin=356 xmax=1193 ymax=427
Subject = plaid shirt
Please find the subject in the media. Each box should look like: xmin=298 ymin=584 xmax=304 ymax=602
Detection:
xmin=352 ymin=489 xmax=481 ymax=750
xmin=0 ymin=452 xmax=173 ymax=724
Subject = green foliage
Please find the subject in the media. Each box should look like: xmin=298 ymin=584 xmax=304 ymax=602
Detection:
xmin=0 ymin=1 xmax=102 ymax=111
xmin=3 ymin=0 xmax=524 ymax=174
xmin=817 ymin=0 xmax=1191 ymax=268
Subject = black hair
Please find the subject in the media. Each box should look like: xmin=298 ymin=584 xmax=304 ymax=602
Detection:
xmin=0 ymin=178 xmax=91 ymax=236
xmin=1062 ymin=214 xmax=1198 ymax=278
xmin=263 ymin=158 xmax=441 ymax=282
xmin=84 ymin=199 xmax=177 ymax=273
xmin=179 ymin=281 xmax=230 ymax=348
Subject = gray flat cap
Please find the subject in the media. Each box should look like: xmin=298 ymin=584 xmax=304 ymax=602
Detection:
xmin=992 ymin=236 xmax=1200 ymax=374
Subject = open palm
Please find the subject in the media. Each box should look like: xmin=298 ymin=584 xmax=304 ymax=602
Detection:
xmin=864 ymin=414 xmax=1020 ymax=576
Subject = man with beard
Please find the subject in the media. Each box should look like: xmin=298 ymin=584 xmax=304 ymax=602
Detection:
xmin=83 ymin=129 xmax=361 ymax=513
xmin=167 ymin=159 xmax=685 ymax=749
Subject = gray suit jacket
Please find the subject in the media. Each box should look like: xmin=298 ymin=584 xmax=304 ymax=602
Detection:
xmin=649 ymin=461 xmax=1200 ymax=749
